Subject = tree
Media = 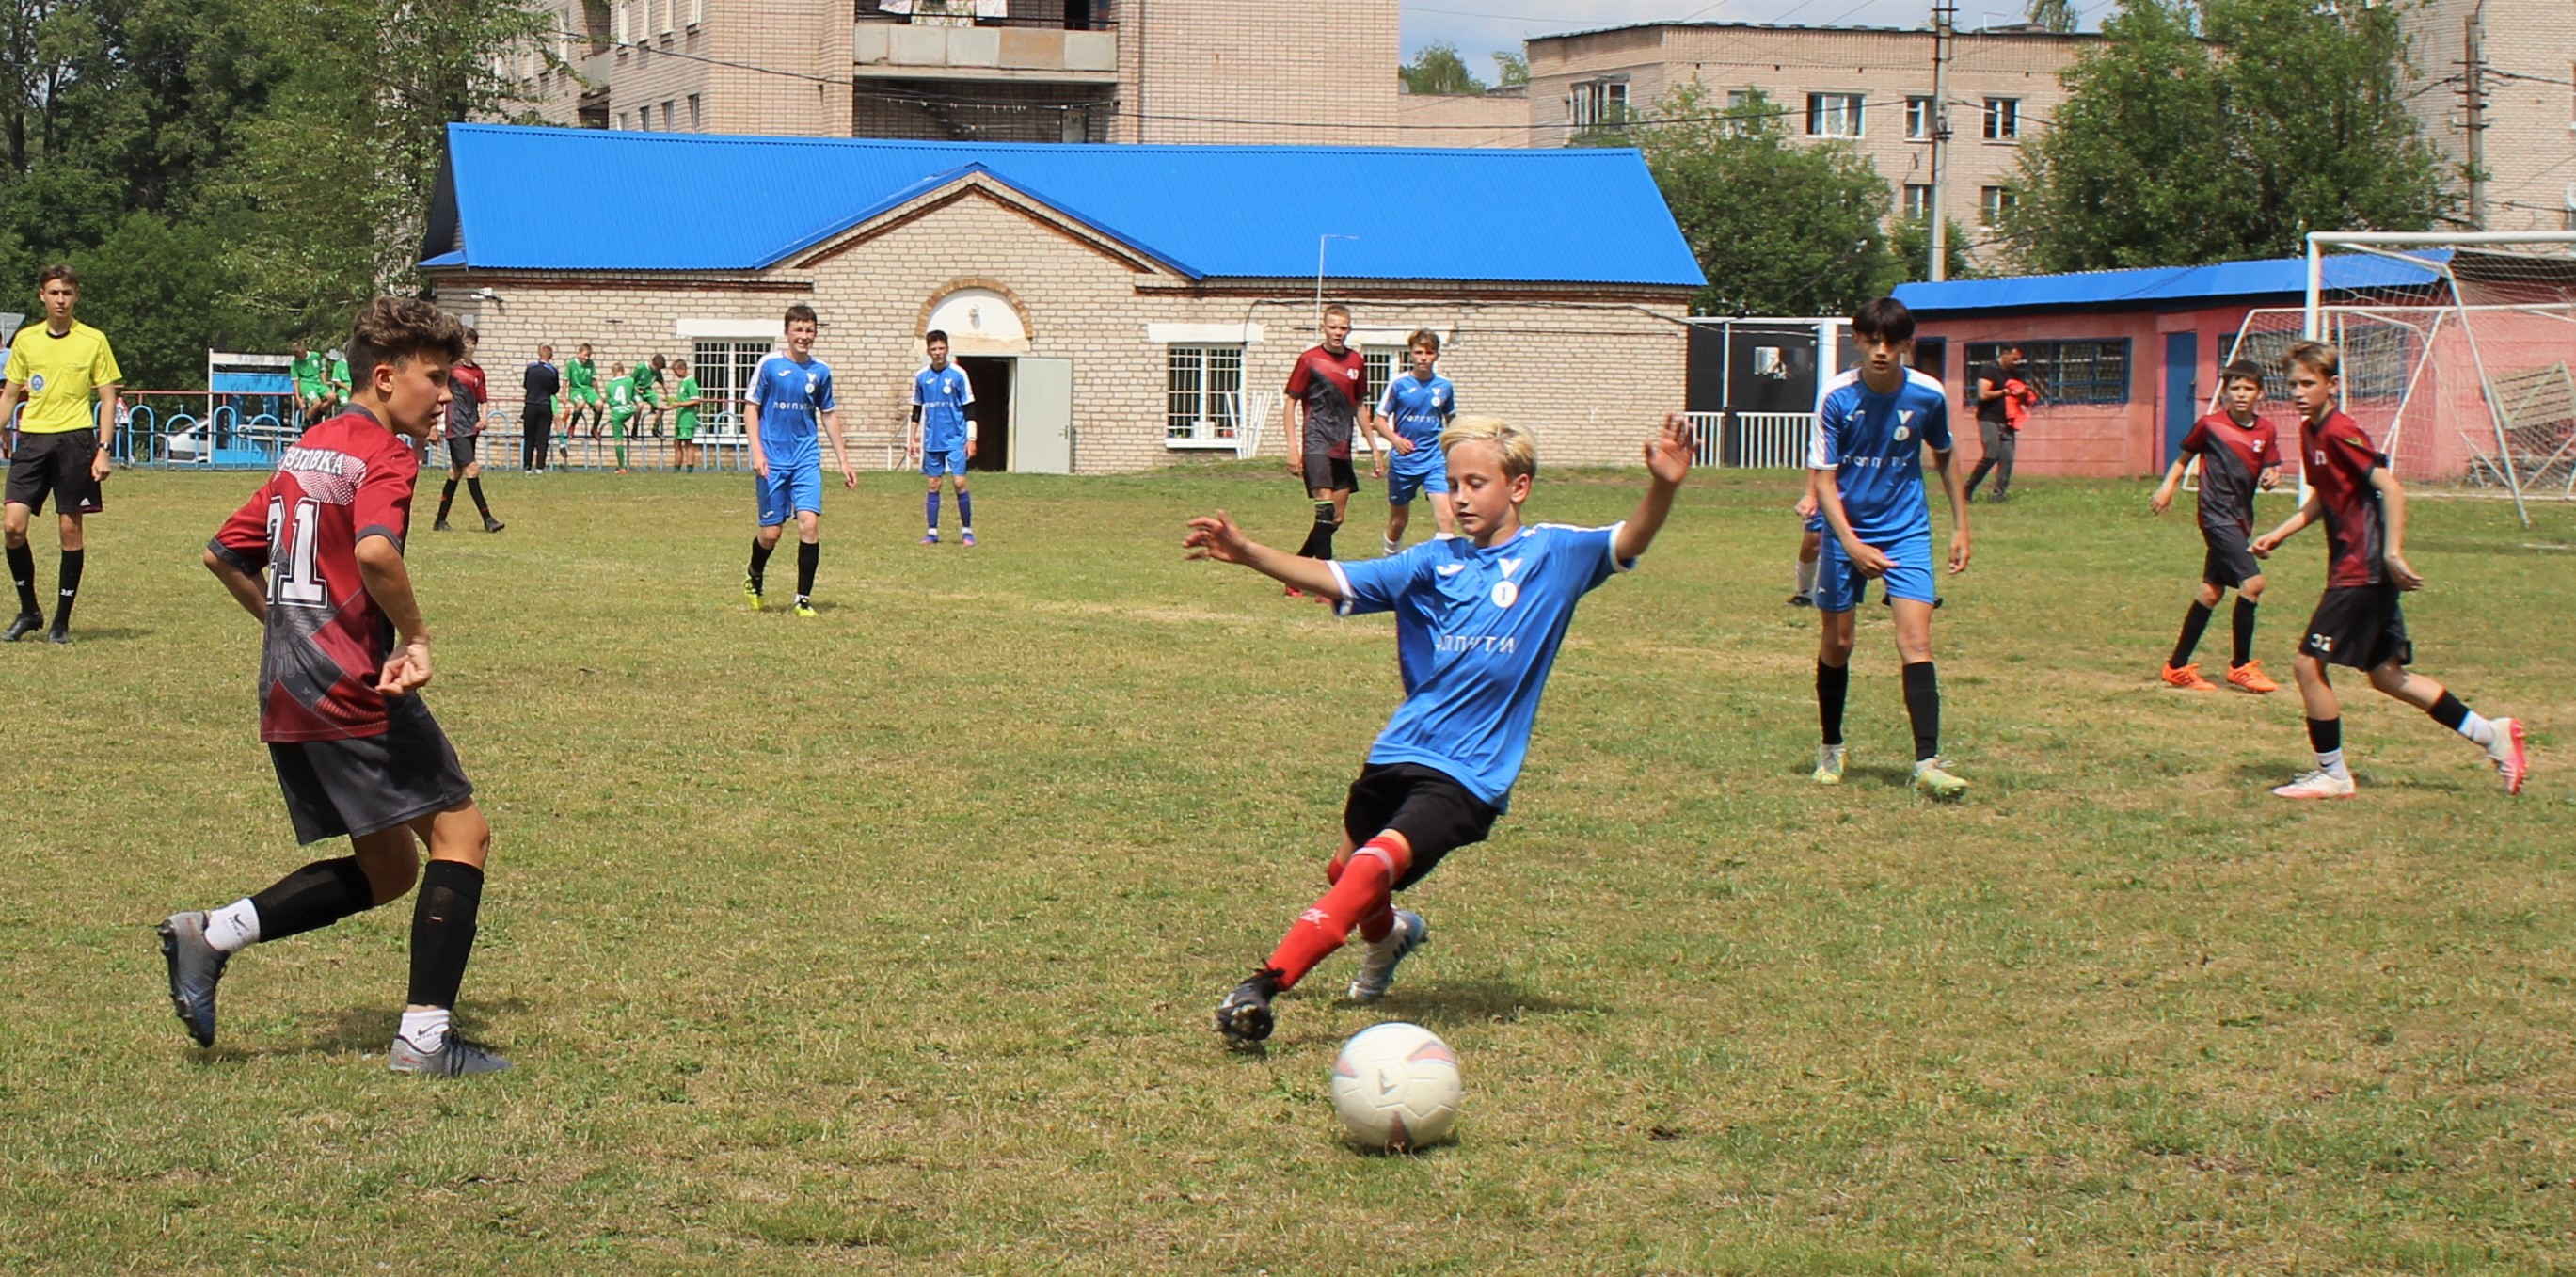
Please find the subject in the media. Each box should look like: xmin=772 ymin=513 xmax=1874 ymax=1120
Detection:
xmin=2002 ymin=0 xmax=2452 ymax=273
xmin=1891 ymin=215 xmax=1980 ymax=282
xmin=1492 ymin=51 xmax=1528 ymax=88
xmin=2026 ymin=0 xmax=2077 ymax=32
xmin=1399 ymin=40 xmax=1486 ymax=96
xmin=1613 ymin=85 xmax=1903 ymax=315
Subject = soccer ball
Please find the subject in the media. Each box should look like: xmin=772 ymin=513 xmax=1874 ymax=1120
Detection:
xmin=1329 ymin=1022 xmax=1463 ymax=1151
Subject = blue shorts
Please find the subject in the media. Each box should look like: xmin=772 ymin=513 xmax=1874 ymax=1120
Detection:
xmin=1803 ymin=509 xmax=1826 ymax=535
xmin=1387 ymin=451 xmax=1449 ymax=505
xmin=756 ymin=461 xmax=823 ymax=526
xmin=922 ymin=445 xmax=968 ymax=477
xmin=1815 ymin=530 xmax=1936 ymax=613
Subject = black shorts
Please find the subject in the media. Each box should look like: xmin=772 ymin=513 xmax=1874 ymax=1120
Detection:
xmin=2201 ymin=524 xmax=2261 ymax=588
xmin=6 ymin=431 xmax=103 ymax=515
xmin=268 ymin=697 xmax=475 ymax=844
xmin=1303 ymin=454 xmax=1360 ymax=495
xmin=2299 ymin=583 xmax=2410 ymax=670
xmin=444 ymin=435 xmax=479 ymax=469
xmin=1342 ymin=762 xmax=1499 ymax=891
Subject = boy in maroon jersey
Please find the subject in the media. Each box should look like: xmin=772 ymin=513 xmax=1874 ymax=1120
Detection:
xmin=1280 ymin=304 xmax=1387 ymax=585
xmin=2150 ymin=359 xmax=2282 ymax=693
xmin=428 ymin=327 xmax=504 ymax=534
xmin=158 ymin=296 xmax=510 ymax=1075
xmin=2250 ymin=341 xmax=2526 ymax=800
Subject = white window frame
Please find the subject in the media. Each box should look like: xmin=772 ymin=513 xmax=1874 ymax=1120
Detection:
xmin=688 ymin=0 xmax=704 ymax=25
xmin=1569 ymin=79 xmax=1629 ymax=131
xmin=612 ymin=0 xmax=629 ymax=44
xmin=1902 ymin=184 xmax=1932 ymax=219
xmin=659 ymin=0 xmax=676 ymax=35
xmin=1980 ymin=185 xmax=2017 ymax=224
xmin=1166 ymin=344 xmax=1245 ymax=447
xmin=1983 ymin=96 xmax=2020 ymax=142
xmin=692 ymin=339 xmax=776 ymax=435
xmin=1806 ymin=92 xmax=1864 ymax=138
xmin=687 ymin=93 xmax=702 ymax=131
xmin=637 ymin=104 xmax=651 ymax=131
xmin=1906 ymin=96 xmax=1932 ymax=140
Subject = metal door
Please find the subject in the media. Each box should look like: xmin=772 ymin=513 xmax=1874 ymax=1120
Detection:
xmin=1012 ymin=357 xmax=1073 ymax=474
xmin=2163 ymin=331 xmax=2197 ymax=471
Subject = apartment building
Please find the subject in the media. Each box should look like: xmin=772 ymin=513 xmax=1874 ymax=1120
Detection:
xmin=1526 ymin=22 xmax=2095 ymax=261
xmin=515 ymin=0 xmax=1402 ymax=145
xmin=2403 ymin=0 xmax=2576 ymax=231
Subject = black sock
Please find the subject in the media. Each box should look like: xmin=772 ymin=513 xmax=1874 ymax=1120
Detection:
xmin=748 ymin=538 xmax=774 ymax=591
xmin=405 ymin=860 xmax=485 ymax=1011
xmin=796 ymin=541 xmax=819 ymax=598
xmin=53 ymin=549 xmax=81 ymax=629
xmin=2427 ymin=691 xmax=2470 ymax=732
xmin=2171 ymin=600 xmax=2213 ymax=667
xmin=2307 ymin=716 xmax=2342 ymax=754
xmin=248 ymin=856 xmax=378 ymax=942
xmin=1901 ymin=661 xmax=1940 ymax=761
xmin=2231 ymin=598 xmax=2258 ymax=667
xmin=1297 ymin=501 xmax=1339 ymax=560
xmin=7 ymin=543 xmax=35 ymax=615
xmin=1817 ymin=661 xmax=1849 ymax=747
xmin=467 ymin=477 xmax=491 ymax=517
xmin=437 ymin=479 xmax=457 ymax=521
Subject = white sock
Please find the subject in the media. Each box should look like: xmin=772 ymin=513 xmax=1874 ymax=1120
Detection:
xmin=399 ymin=1008 xmax=452 ymax=1051
xmin=204 ymin=898 xmax=261 ymax=954
xmin=2456 ymin=710 xmax=2497 ymax=749
xmin=1795 ymin=558 xmax=1819 ymax=595
xmin=1383 ymin=537 xmax=1400 ymax=556
xmin=2316 ymin=748 xmax=2349 ymax=780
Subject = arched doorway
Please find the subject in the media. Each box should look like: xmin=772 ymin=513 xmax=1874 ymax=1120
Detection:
xmin=917 ymin=284 xmax=1068 ymax=474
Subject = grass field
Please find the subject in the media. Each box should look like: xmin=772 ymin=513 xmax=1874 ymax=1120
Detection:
xmin=3 ymin=463 xmax=2572 ymax=1274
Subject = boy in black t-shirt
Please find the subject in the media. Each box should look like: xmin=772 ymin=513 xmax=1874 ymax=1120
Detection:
xmin=2150 ymin=359 xmax=2280 ymax=693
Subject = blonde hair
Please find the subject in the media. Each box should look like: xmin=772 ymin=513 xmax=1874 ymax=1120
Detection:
xmin=1321 ymin=303 xmax=1351 ymax=322
xmin=1406 ymin=328 xmax=1440 ymax=353
xmin=1439 ymin=414 xmax=1537 ymax=480
xmin=2285 ymin=340 xmax=2340 ymax=378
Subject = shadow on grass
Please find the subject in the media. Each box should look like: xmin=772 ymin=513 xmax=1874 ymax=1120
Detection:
xmin=31 ymin=626 xmax=147 ymax=644
xmin=189 ymin=998 xmax=535 ymax=1063
xmin=1390 ymin=976 xmax=1591 ymax=1028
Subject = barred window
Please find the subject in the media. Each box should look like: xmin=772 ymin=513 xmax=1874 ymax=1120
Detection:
xmin=1166 ymin=345 xmax=1244 ymax=442
xmin=692 ymin=340 xmax=775 ymax=431
xmin=1964 ymin=339 xmax=2132 ymax=406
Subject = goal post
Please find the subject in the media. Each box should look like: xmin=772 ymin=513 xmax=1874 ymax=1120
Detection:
xmin=2278 ymin=231 xmax=2576 ymax=527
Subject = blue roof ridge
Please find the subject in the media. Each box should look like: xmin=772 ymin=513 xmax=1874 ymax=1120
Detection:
xmin=770 ymin=163 xmax=1201 ymax=279
xmin=442 ymin=121 xmax=1642 ymax=163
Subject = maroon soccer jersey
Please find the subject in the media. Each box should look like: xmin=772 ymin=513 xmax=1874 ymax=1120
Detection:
xmin=1284 ymin=345 xmax=1368 ymax=460
xmin=2301 ymin=409 xmax=2389 ymax=588
xmin=209 ymin=407 xmax=423 ymax=742
xmin=2178 ymin=411 xmax=2281 ymax=535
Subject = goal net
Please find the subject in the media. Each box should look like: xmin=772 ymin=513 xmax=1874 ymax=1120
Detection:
xmin=2220 ymin=232 xmax=2576 ymax=524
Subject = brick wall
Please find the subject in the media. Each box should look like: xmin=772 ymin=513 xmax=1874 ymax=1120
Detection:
xmin=2406 ymin=0 xmax=2576 ymax=231
xmin=1396 ymin=90 xmax=1530 ymax=148
xmin=1117 ymin=0 xmax=1401 ymax=143
xmin=519 ymin=0 xmax=853 ymax=135
xmin=430 ymin=176 xmax=1688 ymax=474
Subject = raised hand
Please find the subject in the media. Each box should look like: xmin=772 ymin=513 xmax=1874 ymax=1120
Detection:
xmin=1644 ymin=412 xmax=1695 ymax=484
xmin=1184 ymin=509 xmax=1252 ymax=564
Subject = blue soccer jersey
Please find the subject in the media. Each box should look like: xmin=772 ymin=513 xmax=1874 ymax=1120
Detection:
xmin=913 ymin=363 xmax=975 ymax=453
xmin=1807 ymin=367 xmax=1952 ymax=544
xmin=1375 ymin=372 xmax=1455 ymax=454
xmin=748 ymin=354 xmax=835 ymax=468
xmin=1328 ymin=522 xmax=1632 ymax=811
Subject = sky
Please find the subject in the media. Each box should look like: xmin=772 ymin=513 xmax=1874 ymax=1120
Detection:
xmin=1399 ymin=0 xmax=2113 ymax=68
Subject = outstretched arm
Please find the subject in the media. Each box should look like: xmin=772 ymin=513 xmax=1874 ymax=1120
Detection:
xmin=1614 ymin=413 xmax=1694 ymax=562
xmin=1184 ymin=509 xmax=1345 ymax=598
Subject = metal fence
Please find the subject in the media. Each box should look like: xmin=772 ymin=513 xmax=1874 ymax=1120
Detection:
xmin=1682 ymin=410 xmax=1814 ymax=470
xmin=99 ymin=403 xmax=912 ymax=473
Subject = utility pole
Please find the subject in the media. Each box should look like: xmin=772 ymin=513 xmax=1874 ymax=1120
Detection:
xmin=1928 ymin=0 xmax=1956 ymax=281
xmin=2460 ymin=5 xmax=2487 ymax=230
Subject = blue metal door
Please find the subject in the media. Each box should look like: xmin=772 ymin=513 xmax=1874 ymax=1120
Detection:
xmin=2163 ymin=331 xmax=2198 ymax=471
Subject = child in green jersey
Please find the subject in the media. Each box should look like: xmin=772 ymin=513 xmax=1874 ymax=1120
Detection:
xmin=669 ymin=357 xmax=703 ymax=471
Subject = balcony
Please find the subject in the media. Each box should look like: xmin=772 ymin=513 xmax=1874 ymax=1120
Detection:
xmin=853 ymin=23 xmax=1118 ymax=82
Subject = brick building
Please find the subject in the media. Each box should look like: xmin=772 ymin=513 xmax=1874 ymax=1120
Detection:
xmin=420 ymin=124 xmax=1700 ymax=473
xmin=2402 ymin=0 xmax=2576 ymax=231
xmin=515 ymin=0 xmax=1405 ymax=145
xmin=1525 ymin=22 xmax=2095 ymax=264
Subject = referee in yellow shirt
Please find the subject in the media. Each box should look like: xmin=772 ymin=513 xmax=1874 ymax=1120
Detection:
xmin=0 ymin=264 xmax=122 ymax=644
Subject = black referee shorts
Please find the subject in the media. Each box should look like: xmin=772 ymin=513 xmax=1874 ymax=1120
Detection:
xmin=6 ymin=431 xmax=103 ymax=515
xmin=269 ymin=697 xmax=475 ymax=844
xmin=1342 ymin=762 xmax=1499 ymax=890
xmin=2299 ymin=583 xmax=2410 ymax=671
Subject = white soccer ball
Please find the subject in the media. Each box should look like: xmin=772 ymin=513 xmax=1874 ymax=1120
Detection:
xmin=1329 ymin=1022 xmax=1463 ymax=1151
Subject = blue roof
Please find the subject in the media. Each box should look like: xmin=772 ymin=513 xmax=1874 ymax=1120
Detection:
xmin=1894 ymin=251 xmax=2448 ymax=314
xmin=427 ymin=124 xmax=1706 ymax=288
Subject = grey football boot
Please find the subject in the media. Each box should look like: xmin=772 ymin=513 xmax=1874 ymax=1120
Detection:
xmin=156 ymin=911 xmax=230 ymax=1047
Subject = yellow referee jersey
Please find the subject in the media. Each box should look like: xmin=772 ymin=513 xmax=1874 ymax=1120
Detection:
xmin=4 ymin=321 xmax=121 ymax=435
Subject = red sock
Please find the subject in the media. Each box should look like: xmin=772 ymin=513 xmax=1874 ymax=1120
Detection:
xmin=1267 ymin=838 xmax=1406 ymax=990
